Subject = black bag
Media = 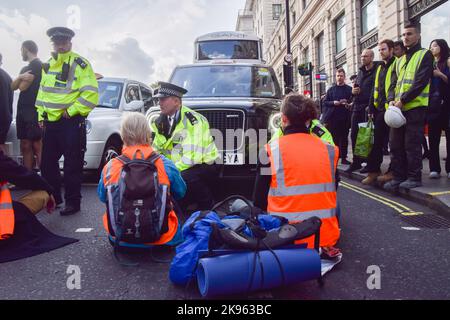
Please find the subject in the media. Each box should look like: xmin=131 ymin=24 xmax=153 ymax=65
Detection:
xmin=109 ymin=151 xmax=171 ymax=245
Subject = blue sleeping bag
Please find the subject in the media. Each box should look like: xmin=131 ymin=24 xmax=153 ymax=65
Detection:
xmin=169 ymin=211 xmax=283 ymax=286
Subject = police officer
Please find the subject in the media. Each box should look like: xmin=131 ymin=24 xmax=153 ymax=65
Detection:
xmin=150 ymin=82 xmax=219 ymax=214
xmin=37 ymin=27 xmax=99 ymax=215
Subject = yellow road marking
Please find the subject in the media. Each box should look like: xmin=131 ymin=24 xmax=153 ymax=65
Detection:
xmin=429 ymin=191 xmax=450 ymax=196
xmin=340 ymin=181 xmax=423 ymax=216
xmin=340 ymin=181 xmax=411 ymax=211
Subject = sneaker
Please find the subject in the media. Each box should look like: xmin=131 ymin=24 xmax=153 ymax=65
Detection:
xmin=362 ymin=172 xmax=381 ymax=185
xmin=341 ymin=159 xmax=351 ymax=165
xmin=345 ymin=163 xmax=362 ymax=173
xmin=384 ymin=180 xmax=404 ymax=192
xmin=399 ymin=179 xmax=422 ymax=189
xmin=429 ymin=172 xmax=441 ymax=179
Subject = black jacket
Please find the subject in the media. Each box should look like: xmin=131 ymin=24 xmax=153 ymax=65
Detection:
xmin=353 ymin=62 xmax=380 ymax=111
xmin=399 ymin=43 xmax=434 ymax=106
xmin=0 ymin=151 xmax=54 ymax=195
xmin=322 ymin=84 xmax=353 ymax=123
xmin=0 ymin=68 xmax=13 ymax=125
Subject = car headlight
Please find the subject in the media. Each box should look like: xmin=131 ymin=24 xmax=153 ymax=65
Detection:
xmin=86 ymin=120 xmax=92 ymax=135
xmin=269 ymin=112 xmax=282 ymax=133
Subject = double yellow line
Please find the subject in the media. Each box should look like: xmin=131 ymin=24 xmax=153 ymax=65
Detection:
xmin=340 ymin=181 xmax=423 ymax=216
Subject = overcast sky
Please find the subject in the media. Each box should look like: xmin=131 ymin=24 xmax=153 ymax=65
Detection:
xmin=0 ymin=0 xmax=245 ymax=85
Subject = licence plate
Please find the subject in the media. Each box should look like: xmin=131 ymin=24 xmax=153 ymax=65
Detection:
xmin=224 ymin=153 xmax=244 ymax=165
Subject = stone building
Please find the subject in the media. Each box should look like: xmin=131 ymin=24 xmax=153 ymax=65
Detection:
xmin=237 ymin=0 xmax=449 ymax=99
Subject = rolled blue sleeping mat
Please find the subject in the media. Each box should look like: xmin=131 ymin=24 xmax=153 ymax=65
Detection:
xmin=197 ymin=248 xmax=321 ymax=298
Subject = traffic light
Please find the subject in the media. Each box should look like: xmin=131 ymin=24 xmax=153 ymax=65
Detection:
xmin=283 ymin=63 xmax=293 ymax=89
xmin=298 ymin=62 xmax=312 ymax=76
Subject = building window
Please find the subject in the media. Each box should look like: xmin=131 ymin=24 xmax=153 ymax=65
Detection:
xmin=292 ymin=11 xmax=296 ymax=27
xmin=317 ymin=33 xmax=325 ymax=67
xmin=278 ymin=35 xmax=282 ymax=48
xmin=293 ymin=57 xmax=299 ymax=91
xmin=361 ymin=0 xmax=378 ymax=35
xmin=335 ymin=14 xmax=346 ymax=53
xmin=273 ymin=4 xmax=282 ymax=20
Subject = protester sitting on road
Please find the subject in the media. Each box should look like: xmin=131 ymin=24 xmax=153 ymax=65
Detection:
xmin=97 ymin=113 xmax=186 ymax=247
xmin=0 ymin=150 xmax=78 ymax=263
xmin=254 ymin=94 xmax=341 ymax=257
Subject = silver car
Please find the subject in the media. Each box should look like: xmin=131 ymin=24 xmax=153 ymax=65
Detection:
xmin=5 ymin=77 xmax=154 ymax=172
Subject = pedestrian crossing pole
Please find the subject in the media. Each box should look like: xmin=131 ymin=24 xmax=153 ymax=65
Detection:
xmin=284 ymin=0 xmax=294 ymax=95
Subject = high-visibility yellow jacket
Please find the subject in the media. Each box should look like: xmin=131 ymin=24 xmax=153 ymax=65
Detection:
xmin=270 ymin=119 xmax=335 ymax=146
xmin=36 ymin=51 xmax=99 ymax=122
xmin=151 ymin=106 xmax=219 ymax=172
xmin=395 ymin=49 xmax=430 ymax=111
xmin=373 ymin=58 xmax=397 ymax=110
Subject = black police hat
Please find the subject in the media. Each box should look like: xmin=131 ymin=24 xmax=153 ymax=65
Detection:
xmin=153 ymin=82 xmax=188 ymax=98
xmin=47 ymin=27 xmax=75 ymax=41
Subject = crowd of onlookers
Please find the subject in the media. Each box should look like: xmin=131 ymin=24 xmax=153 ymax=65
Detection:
xmin=319 ymin=25 xmax=450 ymax=189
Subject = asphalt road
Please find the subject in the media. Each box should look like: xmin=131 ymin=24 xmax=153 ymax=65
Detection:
xmin=1 ymin=177 xmax=450 ymax=300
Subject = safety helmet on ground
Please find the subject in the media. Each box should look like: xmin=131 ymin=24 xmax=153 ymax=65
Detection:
xmin=384 ymin=106 xmax=406 ymax=128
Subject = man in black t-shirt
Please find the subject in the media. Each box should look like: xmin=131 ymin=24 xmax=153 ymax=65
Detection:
xmin=0 ymin=53 xmax=13 ymax=155
xmin=11 ymin=41 xmax=43 ymax=170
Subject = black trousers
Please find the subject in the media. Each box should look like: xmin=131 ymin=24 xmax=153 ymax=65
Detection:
xmin=327 ymin=116 xmax=351 ymax=160
xmin=41 ymin=116 xmax=86 ymax=207
xmin=428 ymin=109 xmax=450 ymax=174
xmin=390 ymin=107 xmax=426 ymax=182
xmin=366 ymin=110 xmax=390 ymax=173
xmin=180 ymin=164 xmax=218 ymax=214
xmin=350 ymin=109 xmax=367 ymax=164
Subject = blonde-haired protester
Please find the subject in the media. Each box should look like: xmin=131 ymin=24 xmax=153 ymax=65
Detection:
xmin=97 ymin=113 xmax=186 ymax=250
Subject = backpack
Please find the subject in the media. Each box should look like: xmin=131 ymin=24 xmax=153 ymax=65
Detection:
xmin=107 ymin=151 xmax=171 ymax=248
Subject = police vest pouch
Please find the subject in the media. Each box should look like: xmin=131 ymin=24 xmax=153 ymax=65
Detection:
xmin=113 ymin=152 xmax=170 ymax=245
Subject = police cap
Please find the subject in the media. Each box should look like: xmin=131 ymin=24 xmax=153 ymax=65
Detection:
xmin=47 ymin=27 xmax=75 ymax=41
xmin=153 ymin=82 xmax=188 ymax=98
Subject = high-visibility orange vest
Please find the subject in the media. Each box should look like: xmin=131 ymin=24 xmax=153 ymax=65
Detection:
xmin=266 ymin=133 xmax=340 ymax=248
xmin=0 ymin=182 xmax=14 ymax=241
xmin=101 ymin=145 xmax=179 ymax=245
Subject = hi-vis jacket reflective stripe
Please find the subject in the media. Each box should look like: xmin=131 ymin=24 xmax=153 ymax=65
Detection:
xmin=101 ymin=145 xmax=179 ymax=245
xmin=151 ymin=106 xmax=219 ymax=172
xmin=395 ymin=49 xmax=430 ymax=111
xmin=266 ymin=134 xmax=340 ymax=248
xmin=373 ymin=58 xmax=397 ymax=110
xmin=0 ymin=182 xmax=14 ymax=241
xmin=270 ymin=120 xmax=335 ymax=146
xmin=36 ymin=51 xmax=99 ymax=122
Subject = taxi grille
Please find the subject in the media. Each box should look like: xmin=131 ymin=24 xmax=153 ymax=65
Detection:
xmin=196 ymin=109 xmax=246 ymax=152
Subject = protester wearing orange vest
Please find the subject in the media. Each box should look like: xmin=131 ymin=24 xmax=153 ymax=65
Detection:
xmin=98 ymin=113 xmax=186 ymax=247
xmin=254 ymin=94 xmax=341 ymax=256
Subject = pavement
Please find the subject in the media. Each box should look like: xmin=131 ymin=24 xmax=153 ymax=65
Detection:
xmin=338 ymin=137 xmax=450 ymax=219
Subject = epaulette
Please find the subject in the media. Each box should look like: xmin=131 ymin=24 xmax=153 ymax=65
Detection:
xmin=312 ymin=125 xmax=326 ymax=137
xmin=74 ymin=57 xmax=88 ymax=69
xmin=185 ymin=112 xmax=199 ymax=126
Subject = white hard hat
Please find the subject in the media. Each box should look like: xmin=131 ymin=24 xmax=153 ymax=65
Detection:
xmin=385 ymin=106 xmax=406 ymax=128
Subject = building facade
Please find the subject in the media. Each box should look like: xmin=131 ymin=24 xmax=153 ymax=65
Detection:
xmin=237 ymin=0 xmax=449 ymax=99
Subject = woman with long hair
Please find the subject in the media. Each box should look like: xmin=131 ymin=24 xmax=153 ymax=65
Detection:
xmin=427 ymin=39 xmax=450 ymax=179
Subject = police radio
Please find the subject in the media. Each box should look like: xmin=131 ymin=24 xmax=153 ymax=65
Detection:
xmin=56 ymin=62 xmax=70 ymax=82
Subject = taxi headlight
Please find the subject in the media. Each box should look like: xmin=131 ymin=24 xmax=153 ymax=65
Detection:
xmin=268 ymin=112 xmax=282 ymax=133
xmin=147 ymin=112 xmax=161 ymax=126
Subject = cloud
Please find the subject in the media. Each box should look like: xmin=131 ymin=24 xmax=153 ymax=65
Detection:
xmin=0 ymin=8 xmax=51 ymax=75
xmin=89 ymin=37 xmax=155 ymax=84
